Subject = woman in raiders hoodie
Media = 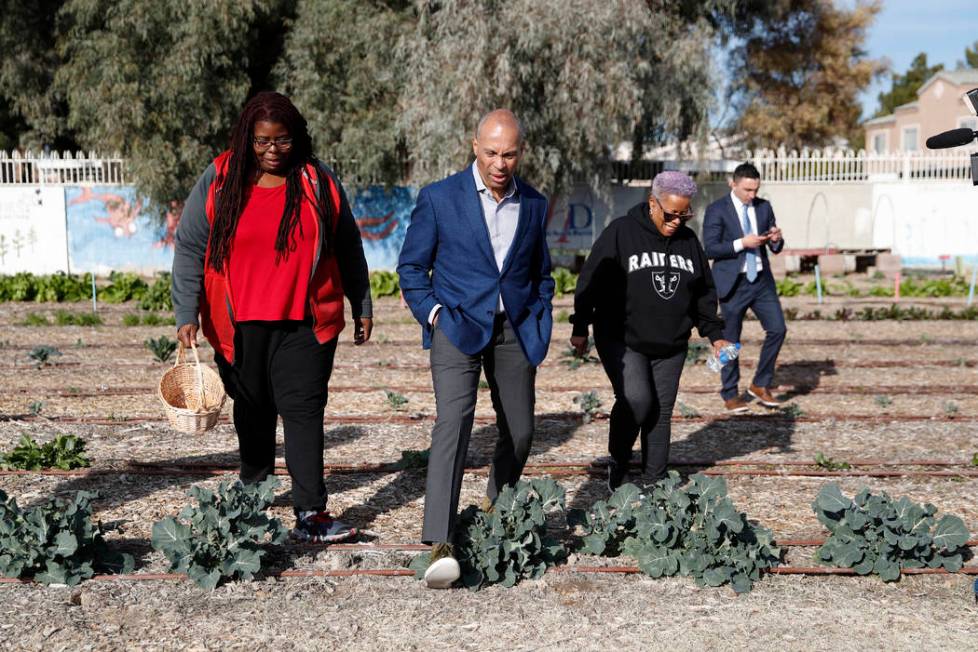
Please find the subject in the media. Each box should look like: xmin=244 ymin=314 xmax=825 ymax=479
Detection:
xmin=570 ymin=171 xmax=731 ymax=491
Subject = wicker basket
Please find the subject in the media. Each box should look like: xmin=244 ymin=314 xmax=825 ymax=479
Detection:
xmin=157 ymin=342 xmax=226 ymax=434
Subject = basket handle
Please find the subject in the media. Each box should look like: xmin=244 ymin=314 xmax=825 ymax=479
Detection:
xmin=176 ymin=341 xmax=208 ymax=412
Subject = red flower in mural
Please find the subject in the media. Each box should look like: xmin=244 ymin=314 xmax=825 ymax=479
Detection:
xmin=355 ymin=211 xmax=398 ymax=240
xmin=69 ymin=188 xmax=143 ymax=238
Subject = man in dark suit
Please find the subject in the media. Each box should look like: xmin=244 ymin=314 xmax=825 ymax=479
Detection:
xmin=397 ymin=109 xmax=554 ymax=588
xmin=702 ymin=162 xmax=786 ymax=413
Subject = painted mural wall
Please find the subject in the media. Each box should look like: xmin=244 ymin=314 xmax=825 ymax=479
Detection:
xmin=64 ymin=186 xmax=178 ymax=274
xmin=5 ymin=180 xmax=973 ymax=274
xmin=21 ymin=183 xmax=602 ymax=274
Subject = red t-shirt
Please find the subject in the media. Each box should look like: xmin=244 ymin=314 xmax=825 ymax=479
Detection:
xmin=228 ymin=183 xmax=318 ymax=322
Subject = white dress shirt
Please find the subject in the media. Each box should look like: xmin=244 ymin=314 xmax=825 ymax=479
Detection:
xmin=729 ymin=191 xmax=764 ymax=275
xmin=428 ymin=162 xmax=521 ymax=324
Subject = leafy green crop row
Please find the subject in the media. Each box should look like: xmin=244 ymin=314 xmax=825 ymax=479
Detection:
xmin=3 ymin=270 xmax=973 ymax=308
xmin=369 ymin=268 xmax=580 ymax=299
xmin=776 ymin=275 xmax=973 ymax=298
xmin=0 ymin=272 xmax=172 ymax=310
xmin=782 ymin=305 xmax=978 ymax=321
xmin=1 ymin=476 xmax=971 ymax=590
xmin=411 ymin=474 xmax=973 ymax=592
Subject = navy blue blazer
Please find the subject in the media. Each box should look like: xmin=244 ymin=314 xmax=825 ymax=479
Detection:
xmin=397 ymin=168 xmax=554 ymax=366
xmin=702 ymin=195 xmax=785 ymax=300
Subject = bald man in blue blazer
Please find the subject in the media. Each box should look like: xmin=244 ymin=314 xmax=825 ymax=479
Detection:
xmin=397 ymin=109 xmax=554 ymax=588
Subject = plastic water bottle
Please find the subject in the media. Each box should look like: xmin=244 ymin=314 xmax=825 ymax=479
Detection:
xmin=706 ymin=342 xmax=741 ymax=373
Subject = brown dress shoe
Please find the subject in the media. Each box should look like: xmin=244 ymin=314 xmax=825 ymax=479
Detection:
xmin=724 ymin=396 xmax=750 ymax=413
xmin=748 ymin=384 xmax=782 ymax=407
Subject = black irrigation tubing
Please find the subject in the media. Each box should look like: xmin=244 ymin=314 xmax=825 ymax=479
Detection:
xmin=2 ymin=412 xmax=977 ymax=426
xmin=2 ymin=565 xmax=977 ymax=585
xmin=7 ymin=384 xmax=978 ymax=398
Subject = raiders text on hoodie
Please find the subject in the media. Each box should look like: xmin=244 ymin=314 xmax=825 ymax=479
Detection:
xmin=571 ymin=202 xmax=724 ymax=357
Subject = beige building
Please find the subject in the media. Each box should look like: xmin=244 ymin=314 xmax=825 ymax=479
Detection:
xmin=863 ymin=69 xmax=978 ymax=153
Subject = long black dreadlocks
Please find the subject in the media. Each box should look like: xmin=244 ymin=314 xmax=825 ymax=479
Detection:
xmin=207 ymin=91 xmax=335 ymax=271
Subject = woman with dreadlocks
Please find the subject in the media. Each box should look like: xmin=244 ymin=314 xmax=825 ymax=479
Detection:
xmin=171 ymin=91 xmax=372 ymax=543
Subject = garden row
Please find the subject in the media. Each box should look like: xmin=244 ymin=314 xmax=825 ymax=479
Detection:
xmin=0 ymin=472 xmax=970 ymax=593
xmin=13 ymin=304 xmax=978 ymax=326
xmin=2 ymin=270 xmax=975 ymax=306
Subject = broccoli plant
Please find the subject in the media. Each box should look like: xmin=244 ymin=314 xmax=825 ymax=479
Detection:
xmin=812 ymin=483 xmax=970 ymax=581
xmin=685 ymin=341 xmax=710 ymax=366
xmin=814 ymin=452 xmax=851 ymax=471
xmin=0 ymin=434 xmax=90 ymax=471
xmin=568 ymin=472 xmax=781 ymax=593
xmin=391 ymin=448 xmax=430 ymax=470
xmin=409 ymin=479 xmax=567 ymax=590
xmin=151 ymin=476 xmax=288 ymax=590
xmin=28 ymin=345 xmax=62 ymax=368
xmin=144 ymin=335 xmax=178 ymax=363
xmin=677 ymin=402 xmax=700 ymax=419
xmin=573 ymin=391 xmax=603 ymax=423
xmin=385 ymin=390 xmax=409 ymax=410
xmin=369 ymin=270 xmax=400 ymax=298
xmin=560 ymin=338 xmax=599 ymax=370
xmin=0 ymin=489 xmax=132 ymax=586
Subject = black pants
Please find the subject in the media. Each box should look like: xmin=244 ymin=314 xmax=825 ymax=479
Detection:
xmin=594 ymin=336 xmax=685 ymax=480
xmin=421 ymin=315 xmax=536 ymax=544
xmin=719 ymin=273 xmax=787 ymax=400
xmin=215 ymin=320 xmax=337 ymax=512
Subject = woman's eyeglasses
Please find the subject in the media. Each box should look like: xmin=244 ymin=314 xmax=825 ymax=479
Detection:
xmin=653 ymin=196 xmax=694 ymax=223
xmin=253 ymin=136 xmax=293 ymax=151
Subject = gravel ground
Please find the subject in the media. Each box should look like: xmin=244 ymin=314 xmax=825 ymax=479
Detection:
xmin=2 ymin=297 xmax=978 ymax=650
xmin=0 ymin=573 xmax=975 ymax=651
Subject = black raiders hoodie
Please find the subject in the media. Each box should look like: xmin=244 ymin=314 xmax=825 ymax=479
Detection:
xmin=571 ymin=201 xmax=724 ymax=357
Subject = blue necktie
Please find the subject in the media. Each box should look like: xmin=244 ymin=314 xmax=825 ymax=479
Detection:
xmin=742 ymin=203 xmax=758 ymax=283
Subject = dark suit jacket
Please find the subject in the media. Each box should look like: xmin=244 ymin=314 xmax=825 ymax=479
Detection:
xmin=397 ymin=168 xmax=554 ymax=366
xmin=702 ymin=194 xmax=785 ymax=299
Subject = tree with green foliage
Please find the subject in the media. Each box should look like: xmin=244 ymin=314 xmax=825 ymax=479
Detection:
xmin=0 ymin=0 xmax=884 ymax=211
xmin=875 ymin=52 xmax=943 ymax=117
xmin=394 ymin=0 xmax=721 ymax=195
xmin=0 ymin=0 xmax=72 ymax=150
xmin=55 ymin=0 xmax=293 ymax=213
xmin=958 ymin=41 xmax=978 ymax=70
xmin=730 ymin=0 xmax=884 ymax=150
xmin=274 ymin=0 xmax=412 ymax=184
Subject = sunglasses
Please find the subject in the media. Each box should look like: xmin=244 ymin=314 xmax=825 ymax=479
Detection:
xmin=653 ymin=196 xmax=694 ymax=223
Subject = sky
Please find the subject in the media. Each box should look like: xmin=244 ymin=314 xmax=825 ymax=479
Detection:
xmin=858 ymin=0 xmax=978 ymax=119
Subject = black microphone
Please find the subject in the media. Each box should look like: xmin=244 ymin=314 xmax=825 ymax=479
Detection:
xmin=925 ymin=128 xmax=977 ymax=149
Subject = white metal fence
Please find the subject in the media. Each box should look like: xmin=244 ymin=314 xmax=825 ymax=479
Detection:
xmin=745 ymin=147 xmax=978 ymax=184
xmin=2 ymin=147 xmax=977 ymax=187
xmin=0 ymin=150 xmax=128 ymax=185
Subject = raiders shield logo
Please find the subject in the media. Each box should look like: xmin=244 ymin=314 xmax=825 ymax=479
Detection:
xmin=652 ymin=270 xmax=680 ymax=300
